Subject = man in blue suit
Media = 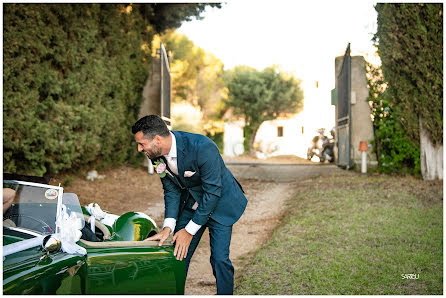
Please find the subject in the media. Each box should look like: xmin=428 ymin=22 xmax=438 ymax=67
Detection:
xmin=132 ymin=115 xmax=247 ymax=295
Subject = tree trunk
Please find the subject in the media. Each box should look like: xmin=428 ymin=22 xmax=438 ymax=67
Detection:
xmin=419 ymin=117 xmax=443 ymax=180
xmin=247 ymin=123 xmax=261 ymax=156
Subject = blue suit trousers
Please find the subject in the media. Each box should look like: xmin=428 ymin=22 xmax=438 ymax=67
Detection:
xmin=175 ymin=207 xmax=234 ymax=295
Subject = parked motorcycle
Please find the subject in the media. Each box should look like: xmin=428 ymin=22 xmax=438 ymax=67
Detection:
xmin=307 ymin=128 xmax=335 ymax=163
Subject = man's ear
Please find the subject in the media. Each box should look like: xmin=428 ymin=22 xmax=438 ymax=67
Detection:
xmin=153 ymin=135 xmax=162 ymax=144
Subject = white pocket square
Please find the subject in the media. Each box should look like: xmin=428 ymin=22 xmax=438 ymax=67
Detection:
xmin=192 ymin=202 xmax=198 ymax=210
xmin=184 ymin=171 xmax=196 ymax=178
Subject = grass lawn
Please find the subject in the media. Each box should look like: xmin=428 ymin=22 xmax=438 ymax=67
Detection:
xmin=235 ymin=173 xmax=443 ymax=295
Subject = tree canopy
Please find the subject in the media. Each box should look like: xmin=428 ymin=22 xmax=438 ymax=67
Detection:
xmin=225 ymin=66 xmax=304 ymax=153
xmin=137 ymin=3 xmax=221 ymax=33
xmin=153 ymin=30 xmax=227 ymax=119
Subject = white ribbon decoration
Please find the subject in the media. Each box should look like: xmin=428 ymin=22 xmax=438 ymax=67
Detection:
xmin=3 ymin=235 xmax=45 ymax=259
xmin=84 ymin=203 xmax=119 ymax=227
xmin=54 ymin=204 xmax=86 ymax=255
xmin=89 ymin=215 xmax=96 ymax=233
xmin=4 ymin=204 xmax=87 ymax=259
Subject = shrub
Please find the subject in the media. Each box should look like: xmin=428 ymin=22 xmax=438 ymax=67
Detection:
xmin=3 ymin=4 xmax=151 ymax=176
xmin=367 ymin=62 xmax=420 ymax=175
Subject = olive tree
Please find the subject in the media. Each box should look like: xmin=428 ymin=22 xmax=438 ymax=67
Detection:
xmin=225 ymin=66 xmax=304 ymax=154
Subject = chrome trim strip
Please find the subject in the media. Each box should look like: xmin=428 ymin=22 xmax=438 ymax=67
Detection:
xmin=3 ymin=226 xmax=43 ymax=237
xmin=3 ymin=180 xmax=62 ymax=190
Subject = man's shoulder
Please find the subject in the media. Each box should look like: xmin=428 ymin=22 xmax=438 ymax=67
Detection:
xmin=172 ymin=130 xmax=211 ymax=144
xmin=172 ymin=131 xmax=217 ymax=152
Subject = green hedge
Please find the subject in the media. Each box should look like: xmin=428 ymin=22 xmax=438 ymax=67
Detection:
xmin=374 ymin=3 xmax=443 ymax=146
xmin=367 ymin=63 xmax=421 ymax=176
xmin=3 ymin=4 xmax=151 ymax=176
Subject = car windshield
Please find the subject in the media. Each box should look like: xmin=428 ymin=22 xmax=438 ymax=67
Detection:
xmin=3 ymin=180 xmax=84 ymax=235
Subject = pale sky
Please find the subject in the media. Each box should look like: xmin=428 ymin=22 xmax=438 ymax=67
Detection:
xmin=178 ymin=0 xmax=378 ymax=72
xmin=177 ymin=0 xmax=379 ymax=131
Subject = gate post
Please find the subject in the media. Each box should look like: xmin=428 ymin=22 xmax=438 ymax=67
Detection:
xmin=139 ymin=43 xmax=172 ymax=172
xmin=140 ymin=43 xmax=171 ymax=125
xmin=334 ymin=54 xmax=377 ymax=170
xmin=140 ymin=57 xmax=161 ymax=119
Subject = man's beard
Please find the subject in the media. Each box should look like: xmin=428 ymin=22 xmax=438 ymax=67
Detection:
xmin=143 ymin=145 xmax=162 ymax=160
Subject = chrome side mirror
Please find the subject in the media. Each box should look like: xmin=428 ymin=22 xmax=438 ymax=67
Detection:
xmin=43 ymin=235 xmax=61 ymax=253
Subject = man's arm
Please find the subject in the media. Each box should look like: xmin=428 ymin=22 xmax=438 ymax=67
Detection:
xmin=3 ymin=188 xmax=15 ymax=214
xmin=190 ymin=141 xmax=222 ymax=226
xmin=173 ymin=141 xmax=223 ymax=260
xmin=179 ymin=142 xmax=222 ymax=235
xmin=159 ymin=171 xmax=182 ymax=221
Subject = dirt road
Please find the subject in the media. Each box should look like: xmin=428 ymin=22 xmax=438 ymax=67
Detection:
xmin=184 ymin=163 xmax=346 ymax=295
xmin=59 ymin=159 xmax=347 ymax=295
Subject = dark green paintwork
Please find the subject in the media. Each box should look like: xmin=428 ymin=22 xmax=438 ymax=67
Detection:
xmin=81 ymin=244 xmax=185 ymax=294
xmin=4 ymin=183 xmax=185 ymax=295
xmin=4 ymin=220 xmax=185 ymax=294
xmin=3 ymin=230 xmax=86 ymax=295
xmin=112 ymin=211 xmax=158 ymax=241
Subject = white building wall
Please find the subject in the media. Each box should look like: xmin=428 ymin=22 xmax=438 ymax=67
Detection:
xmin=254 ymin=114 xmax=308 ymax=158
xmin=223 ymin=121 xmax=245 ymax=157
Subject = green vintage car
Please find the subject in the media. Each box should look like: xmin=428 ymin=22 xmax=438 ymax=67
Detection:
xmin=3 ymin=177 xmax=185 ymax=294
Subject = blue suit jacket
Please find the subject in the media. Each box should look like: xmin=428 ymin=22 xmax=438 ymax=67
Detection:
xmin=153 ymin=131 xmax=247 ymax=227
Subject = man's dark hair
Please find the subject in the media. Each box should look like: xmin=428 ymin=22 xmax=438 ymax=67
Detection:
xmin=132 ymin=115 xmax=170 ymax=140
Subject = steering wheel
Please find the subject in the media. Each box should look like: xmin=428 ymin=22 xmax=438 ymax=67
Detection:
xmin=4 ymin=214 xmax=53 ymax=234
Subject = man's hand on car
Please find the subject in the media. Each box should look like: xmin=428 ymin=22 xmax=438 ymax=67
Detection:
xmin=172 ymin=228 xmax=193 ymax=261
xmin=145 ymin=227 xmax=171 ymax=246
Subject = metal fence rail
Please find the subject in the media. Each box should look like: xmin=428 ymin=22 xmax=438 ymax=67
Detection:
xmin=160 ymin=42 xmax=171 ymax=126
xmin=337 ymin=43 xmax=352 ymax=169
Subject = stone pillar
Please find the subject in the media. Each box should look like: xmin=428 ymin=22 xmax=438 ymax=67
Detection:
xmin=139 ymin=57 xmax=161 ymax=170
xmin=335 ymin=55 xmax=377 ymax=167
xmin=139 ymin=57 xmax=161 ymax=119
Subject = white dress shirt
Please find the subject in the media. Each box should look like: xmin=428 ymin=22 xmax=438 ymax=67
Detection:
xmin=162 ymin=132 xmax=202 ymax=236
